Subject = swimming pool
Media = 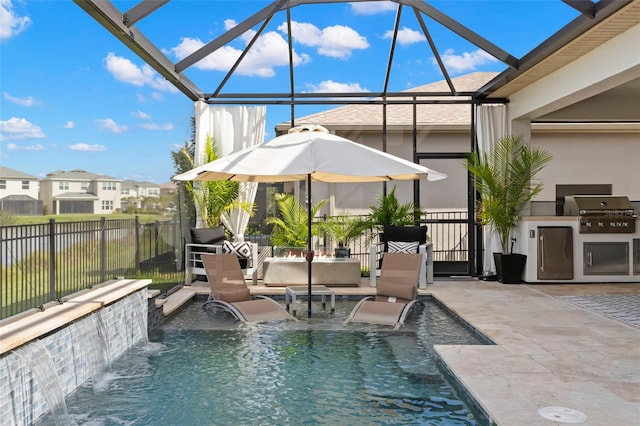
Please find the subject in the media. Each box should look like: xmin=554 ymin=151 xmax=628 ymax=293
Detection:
xmin=39 ymin=298 xmax=490 ymax=425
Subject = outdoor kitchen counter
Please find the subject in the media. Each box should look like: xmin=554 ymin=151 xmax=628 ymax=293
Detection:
xmin=518 ymin=216 xmax=640 ymax=283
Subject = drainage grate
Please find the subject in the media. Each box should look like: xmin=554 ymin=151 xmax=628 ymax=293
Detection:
xmin=538 ymin=406 xmax=587 ymax=424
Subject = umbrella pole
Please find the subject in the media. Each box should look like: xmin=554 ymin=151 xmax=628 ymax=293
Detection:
xmin=306 ymin=174 xmax=313 ymax=318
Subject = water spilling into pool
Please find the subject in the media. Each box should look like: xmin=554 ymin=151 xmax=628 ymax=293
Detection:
xmin=37 ymin=298 xmax=490 ymax=425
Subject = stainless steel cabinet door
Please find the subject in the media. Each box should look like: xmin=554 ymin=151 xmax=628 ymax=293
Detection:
xmin=538 ymin=227 xmax=573 ymax=280
xmin=584 ymin=242 xmax=629 ymax=275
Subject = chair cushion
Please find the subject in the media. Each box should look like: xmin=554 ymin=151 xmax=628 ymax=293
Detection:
xmin=191 ymin=227 xmax=226 ymax=244
xmin=384 ymin=225 xmax=427 ymax=243
xmin=376 ymin=279 xmax=416 ymax=302
xmin=387 ymin=241 xmax=419 ymax=254
xmin=215 ymin=286 xmax=251 ymax=303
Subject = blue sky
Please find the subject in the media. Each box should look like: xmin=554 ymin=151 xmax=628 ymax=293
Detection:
xmin=1 ymin=1 xmax=579 ymax=184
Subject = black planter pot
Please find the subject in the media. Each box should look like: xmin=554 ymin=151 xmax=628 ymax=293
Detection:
xmin=493 ymin=253 xmax=527 ymax=284
xmin=335 ymin=247 xmax=351 ymax=258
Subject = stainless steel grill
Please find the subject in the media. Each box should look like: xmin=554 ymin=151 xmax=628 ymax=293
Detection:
xmin=565 ymin=196 xmax=637 ymax=234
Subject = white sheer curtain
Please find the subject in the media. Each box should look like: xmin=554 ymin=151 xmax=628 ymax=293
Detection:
xmin=194 ymin=101 xmax=266 ymax=240
xmin=476 ymin=104 xmax=509 ymax=276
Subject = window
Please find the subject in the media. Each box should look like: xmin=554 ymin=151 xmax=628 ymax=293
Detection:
xmin=21 ymin=180 xmax=29 ymax=190
xmin=81 ymin=181 xmax=89 ymax=191
xmin=59 ymin=181 xmax=69 ymax=190
xmin=102 ymin=200 xmax=114 ymax=210
xmin=0 ymin=180 xmax=5 ymax=189
xmin=102 ymin=181 xmax=116 ymax=191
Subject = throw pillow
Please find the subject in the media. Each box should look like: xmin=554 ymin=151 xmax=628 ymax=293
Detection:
xmin=387 ymin=241 xmax=419 ymax=254
xmin=222 ymin=241 xmax=252 ymax=259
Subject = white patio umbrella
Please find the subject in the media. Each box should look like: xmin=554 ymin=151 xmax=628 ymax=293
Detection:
xmin=173 ymin=125 xmax=447 ymax=317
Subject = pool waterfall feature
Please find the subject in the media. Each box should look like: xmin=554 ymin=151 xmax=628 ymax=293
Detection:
xmin=0 ymin=279 xmax=151 ymax=426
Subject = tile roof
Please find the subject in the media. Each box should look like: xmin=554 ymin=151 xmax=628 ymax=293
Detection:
xmin=42 ymin=169 xmax=119 ymax=181
xmin=121 ymin=179 xmax=160 ymax=189
xmin=276 ymin=72 xmax=499 ymax=131
xmin=0 ymin=166 xmax=38 ymax=180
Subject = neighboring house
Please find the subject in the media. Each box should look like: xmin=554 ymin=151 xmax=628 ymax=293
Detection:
xmin=121 ymin=180 xmax=161 ymax=210
xmin=121 ymin=180 xmax=161 ymax=199
xmin=159 ymin=181 xmax=176 ymax=198
xmin=39 ymin=170 xmax=121 ymax=214
xmin=0 ymin=166 xmax=43 ymax=215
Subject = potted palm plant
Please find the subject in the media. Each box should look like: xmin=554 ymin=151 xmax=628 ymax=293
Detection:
xmin=318 ymin=211 xmax=370 ymax=258
xmin=266 ymin=192 xmax=327 ymax=257
xmin=464 ymin=133 xmax=552 ymax=283
xmin=368 ymin=186 xmax=424 ymax=231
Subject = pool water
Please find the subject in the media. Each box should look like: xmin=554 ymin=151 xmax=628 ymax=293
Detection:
xmin=39 ymin=298 xmax=490 ymax=425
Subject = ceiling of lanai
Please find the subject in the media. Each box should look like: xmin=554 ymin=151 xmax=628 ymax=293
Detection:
xmin=73 ymin=0 xmax=639 ymax=123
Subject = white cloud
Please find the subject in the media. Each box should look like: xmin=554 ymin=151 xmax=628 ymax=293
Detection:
xmin=139 ymin=122 xmax=174 ymax=131
xmin=436 ymin=48 xmax=497 ymax=74
xmin=104 ymin=53 xmax=178 ymax=93
xmin=305 ymin=80 xmax=368 ymax=93
xmin=280 ymin=21 xmax=369 ymax=59
xmin=68 ymin=143 xmax=107 ymax=152
xmin=0 ymin=117 xmax=45 ymax=140
xmin=95 ymin=118 xmax=128 ymax=134
xmin=63 ymin=121 xmax=74 ymax=129
xmin=383 ymin=27 xmax=425 ymax=46
xmin=132 ymin=110 xmax=152 ymax=120
xmin=6 ymin=143 xmax=44 ymax=151
xmin=168 ymin=30 xmax=310 ymax=77
xmin=3 ymin=92 xmax=39 ymax=107
xmin=350 ymin=2 xmax=396 ymax=15
xmin=0 ymin=0 xmax=31 ymax=40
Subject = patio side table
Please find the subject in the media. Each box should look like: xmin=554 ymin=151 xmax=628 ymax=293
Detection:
xmin=285 ymin=285 xmax=336 ymax=317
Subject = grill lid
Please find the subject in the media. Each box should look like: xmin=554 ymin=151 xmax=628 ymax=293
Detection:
xmin=568 ymin=195 xmax=634 ymax=215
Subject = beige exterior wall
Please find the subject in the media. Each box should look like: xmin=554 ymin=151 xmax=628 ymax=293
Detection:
xmin=0 ymin=177 xmax=39 ymax=200
xmin=293 ymin=127 xmax=639 ymax=218
xmin=533 ymin=132 xmax=640 ymax=202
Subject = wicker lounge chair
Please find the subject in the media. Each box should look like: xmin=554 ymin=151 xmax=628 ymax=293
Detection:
xmin=201 ymin=253 xmax=292 ymax=322
xmin=346 ymin=253 xmax=423 ymax=329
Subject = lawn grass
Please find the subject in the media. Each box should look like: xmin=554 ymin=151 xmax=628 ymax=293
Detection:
xmin=6 ymin=213 xmax=170 ymax=225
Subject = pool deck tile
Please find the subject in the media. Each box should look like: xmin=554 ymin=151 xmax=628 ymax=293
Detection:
xmin=170 ymin=279 xmax=640 ymax=425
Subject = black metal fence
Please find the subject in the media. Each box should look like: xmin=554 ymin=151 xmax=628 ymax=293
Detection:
xmin=1 ymin=217 xmax=182 ymax=319
xmin=1 ymin=211 xmax=468 ymax=320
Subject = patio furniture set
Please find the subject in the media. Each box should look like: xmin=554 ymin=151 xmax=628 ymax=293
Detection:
xmin=199 ymin=252 xmax=425 ymax=329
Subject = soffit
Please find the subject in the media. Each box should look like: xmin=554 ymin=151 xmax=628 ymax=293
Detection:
xmin=486 ymin=0 xmax=640 ymax=99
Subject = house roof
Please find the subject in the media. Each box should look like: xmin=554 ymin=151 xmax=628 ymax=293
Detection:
xmin=42 ymin=169 xmax=119 ymax=181
xmin=0 ymin=166 xmax=38 ymax=180
xmin=53 ymin=192 xmax=99 ymax=200
xmin=0 ymin=194 xmax=38 ymax=201
xmin=159 ymin=181 xmax=177 ymax=190
xmin=275 ymin=72 xmax=498 ymax=132
xmin=121 ymin=179 xmax=160 ymax=189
